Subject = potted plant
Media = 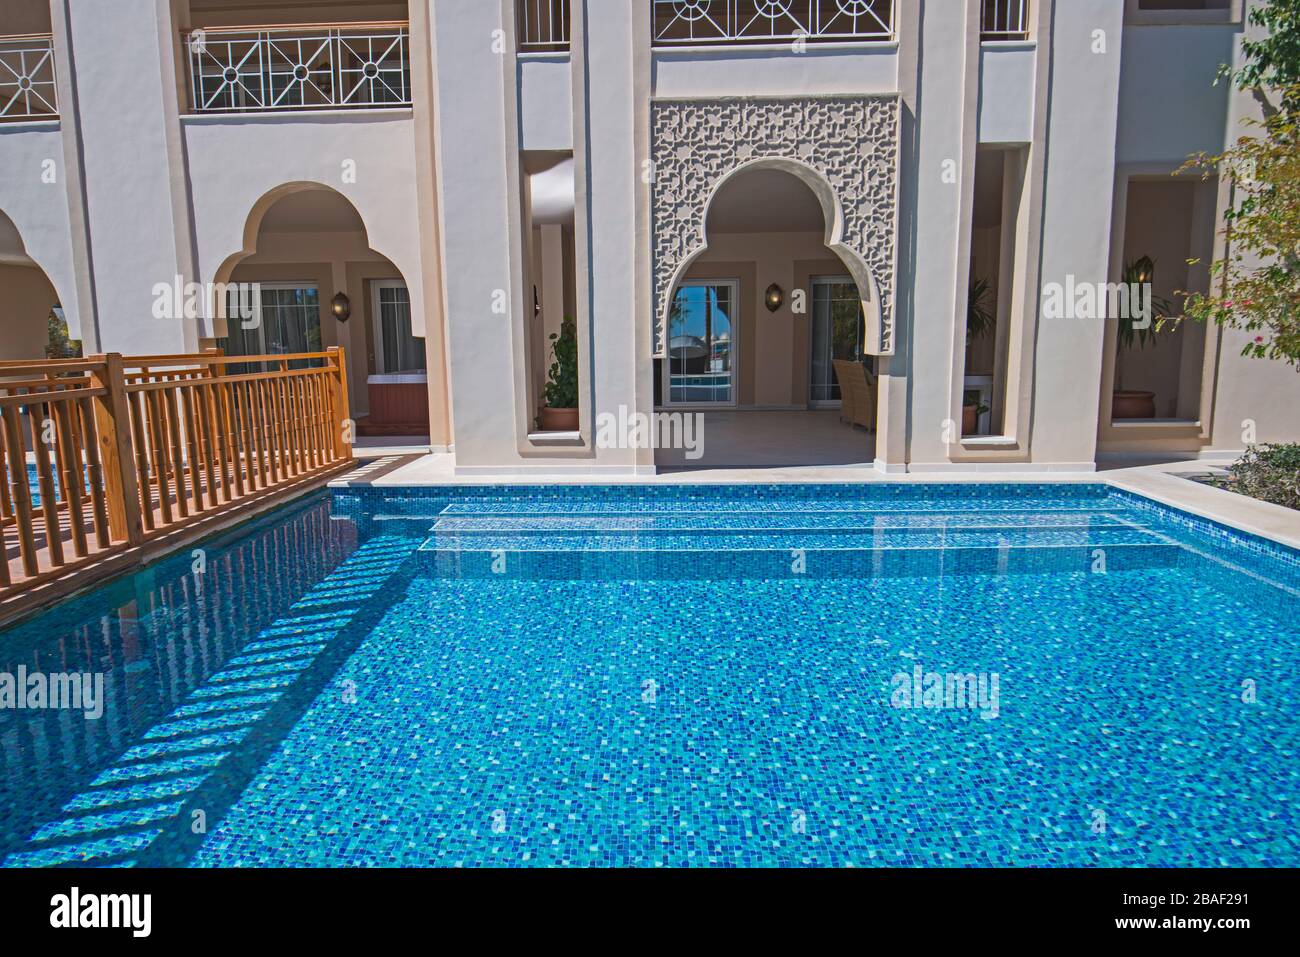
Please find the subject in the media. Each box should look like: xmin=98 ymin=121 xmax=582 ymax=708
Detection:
xmin=961 ymin=277 xmax=995 ymax=435
xmin=961 ymin=389 xmax=989 ymax=436
xmin=539 ymin=317 xmax=578 ymax=431
xmin=1112 ymin=256 xmax=1173 ymax=419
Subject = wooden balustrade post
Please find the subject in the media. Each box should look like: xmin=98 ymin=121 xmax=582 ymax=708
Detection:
xmin=89 ymin=353 xmax=143 ymax=545
xmin=204 ymin=347 xmax=237 ymax=500
xmin=327 ymin=346 xmax=350 ymax=459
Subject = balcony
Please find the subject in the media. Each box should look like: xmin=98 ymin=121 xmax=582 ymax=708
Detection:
xmin=0 ymin=34 xmax=58 ymax=122
xmin=183 ymin=22 xmax=411 ymax=114
xmin=651 ymin=0 xmax=894 ymax=47
xmin=981 ymin=0 xmax=1031 ymax=41
xmin=517 ymin=0 xmax=571 ymax=52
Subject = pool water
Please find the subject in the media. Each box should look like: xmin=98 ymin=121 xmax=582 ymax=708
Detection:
xmin=1 ymin=483 xmax=1297 ymax=867
xmin=19 ymin=462 xmax=91 ymax=512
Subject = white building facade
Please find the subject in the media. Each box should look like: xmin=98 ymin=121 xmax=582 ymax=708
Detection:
xmin=1 ymin=0 xmax=1295 ymax=474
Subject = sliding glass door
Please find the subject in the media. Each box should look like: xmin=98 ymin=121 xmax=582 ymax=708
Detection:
xmin=809 ymin=277 xmax=865 ymax=406
xmin=665 ymin=280 xmax=737 ymax=405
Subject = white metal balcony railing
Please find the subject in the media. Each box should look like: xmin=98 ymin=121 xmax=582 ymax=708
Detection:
xmin=0 ymin=34 xmax=58 ymax=121
xmin=652 ymin=0 xmax=894 ymax=46
xmin=981 ymin=0 xmax=1030 ymax=40
xmin=185 ymin=23 xmax=411 ymax=114
xmin=517 ymin=0 xmax=571 ymax=51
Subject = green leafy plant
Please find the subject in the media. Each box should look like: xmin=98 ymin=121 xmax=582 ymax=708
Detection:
xmin=1219 ymin=443 xmax=1300 ymax=510
xmin=1219 ymin=0 xmax=1300 ymax=116
xmin=44 ymin=309 xmax=81 ymax=360
xmin=1183 ymin=2 xmax=1300 ymax=365
xmin=1117 ymin=256 xmax=1175 ymax=352
xmin=962 ymin=389 xmax=989 ymax=416
xmin=966 ymin=276 xmax=995 ymax=344
xmin=1179 ymin=95 xmax=1300 ymax=366
xmin=543 ymin=316 xmax=578 ymax=409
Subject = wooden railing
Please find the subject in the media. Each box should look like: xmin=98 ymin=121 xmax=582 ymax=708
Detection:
xmin=0 ymin=348 xmax=351 ymax=606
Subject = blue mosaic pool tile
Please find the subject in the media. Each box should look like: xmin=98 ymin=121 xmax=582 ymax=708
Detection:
xmin=1 ymin=482 xmax=1296 ymax=868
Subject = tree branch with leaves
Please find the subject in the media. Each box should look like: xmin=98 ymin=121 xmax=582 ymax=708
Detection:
xmin=1179 ymin=96 xmax=1300 ymax=366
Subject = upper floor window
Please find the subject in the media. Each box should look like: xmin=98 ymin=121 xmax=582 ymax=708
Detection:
xmin=0 ymin=34 xmax=58 ymax=122
xmin=981 ymin=0 xmax=1031 ymax=41
xmin=184 ymin=23 xmax=411 ymax=114
xmin=517 ymin=0 xmax=571 ymax=52
xmin=651 ymin=0 xmax=894 ymax=47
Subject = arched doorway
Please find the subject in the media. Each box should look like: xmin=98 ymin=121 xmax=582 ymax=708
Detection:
xmin=216 ymin=185 xmax=428 ymax=439
xmin=0 ymin=209 xmax=71 ymax=361
xmin=654 ymin=165 xmax=879 ymax=469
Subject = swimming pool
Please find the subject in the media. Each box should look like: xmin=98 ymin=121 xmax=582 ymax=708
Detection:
xmin=1 ymin=482 xmax=1296 ymax=867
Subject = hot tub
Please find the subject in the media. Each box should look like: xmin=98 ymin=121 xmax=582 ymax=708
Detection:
xmin=364 ymin=372 xmax=429 ymax=435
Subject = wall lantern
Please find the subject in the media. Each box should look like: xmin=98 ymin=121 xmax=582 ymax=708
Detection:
xmin=331 ymin=292 xmax=352 ymax=322
xmin=764 ymin=283 xmax=784 ymax=313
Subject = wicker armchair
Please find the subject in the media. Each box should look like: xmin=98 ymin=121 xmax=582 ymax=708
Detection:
xmin=832 ymin=359 xmax=877 ymax=431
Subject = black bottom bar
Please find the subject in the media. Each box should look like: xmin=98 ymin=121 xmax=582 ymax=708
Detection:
xmin=0 ymin=867 xmax=1285 ymax=943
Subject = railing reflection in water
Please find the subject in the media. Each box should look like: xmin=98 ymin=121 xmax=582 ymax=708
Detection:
xmin=0 ymin=493 xmax=357 ymax=861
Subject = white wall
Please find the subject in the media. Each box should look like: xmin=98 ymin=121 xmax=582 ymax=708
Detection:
xmin=183 ymin=112 xmax=425 ymax=338
xmin=652 ymin=45 xmax=899 ymax=97
xmin=1029 ymin=0 xmax=1126 ymax=468
xmin=63 ymin=0 xmax=194 ymax=354
xmin=1117 ymin=24 xmax=1236 ymax=165
xmin=0 ymin=126 xmax=81 ymax=343
xmin=900 ymin=0 xmax=972 ymax=467
xmin=1204 ymin=0 xmax=1300 ymax=449
xmin=518 ymin=54 xmax=572 ymax=151
xmin=978 ymin=43 xmax=1035 ymax=143
xmin=581 ymin=1 xmax=642 ymax=470
xmin=429 ymin=0 xmax=526 ymax=467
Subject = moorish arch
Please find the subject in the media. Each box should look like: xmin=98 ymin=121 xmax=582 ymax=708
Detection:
xmin=211 ymin=182 xmax=400 ymax=319
xmin=651 ymin=95 xmax=901 ymax=358
xmin=0 ymin=207 xmax=72 ymax=357
xmin=207 ymin=180 xmax=425 ymax=341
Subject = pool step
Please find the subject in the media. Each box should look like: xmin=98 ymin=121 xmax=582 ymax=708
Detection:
xmin=418 ymin=542 xmax=1181 ymax=580
xmin=423 ymin=524 xmax=1164 ymax=552
xmin=430 ymin=509 xmax=1144 ymax=534
xmin=430 ymin=498 xmax=1118 ymax=516
xmin=416 ymin=504 xmax=1179 ymax=579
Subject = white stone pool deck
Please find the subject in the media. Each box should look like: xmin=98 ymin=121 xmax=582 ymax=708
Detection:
xmin=331 ymin=453 xmax=1300 ymax=553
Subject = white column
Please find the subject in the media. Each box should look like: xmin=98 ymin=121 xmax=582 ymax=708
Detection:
xmin=1029 ymin=0 xmax=1126 ymax=467
xmin=62 ymin=0 xmax=198 ymax=353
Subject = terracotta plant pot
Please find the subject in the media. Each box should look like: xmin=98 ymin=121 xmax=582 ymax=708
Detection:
xmin=962 ymin=404 xmax=978 ymax=436
xmin=539 ymin=406 xmax=579 ymax=432
xmin=1112 ymin=390 xmax=1156 ymax=420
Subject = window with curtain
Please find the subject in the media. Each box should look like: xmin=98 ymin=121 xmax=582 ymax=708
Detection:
xmin=223 ymin=285 xmax=322 ymax=372
xmin=376 ymin=284 xmax=425 ymax=373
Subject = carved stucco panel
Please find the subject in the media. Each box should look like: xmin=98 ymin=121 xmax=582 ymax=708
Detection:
xmin=651 ymin=95 xmax=900 ymax=356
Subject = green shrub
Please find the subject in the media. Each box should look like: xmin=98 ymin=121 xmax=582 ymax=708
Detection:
xmin=1224 ymin=443 xmax=1300 ymax=510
